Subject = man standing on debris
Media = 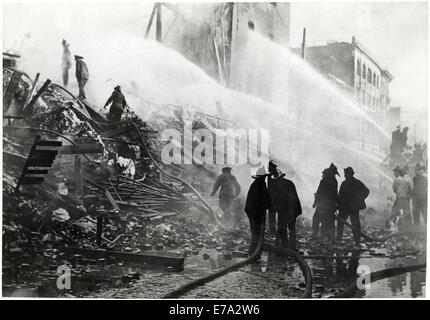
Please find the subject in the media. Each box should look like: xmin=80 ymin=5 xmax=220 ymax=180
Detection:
xmin=74 ymin=55 xmax=89 ymax=99
xmin=268 ymin=163 xmax=302 ymax=250
xmin=412 ymin=163 xmax=427 ymax=226
xmin=61 ymin=39 xmax=72 ymax=86
xmin=104 ymin=85 xmax=128 ymax=121
xmin=391 ymin=165 xmax=413 ymax=229
xmin=312 ymin=167 xmax=338 ymax=241
xmin=336 ymin=167 xmax=369 ymax=247
xmin=322 ymin=163 xmax=340 ymax=241
xmin=211 ymin=167 xmax=241 ymax=220
xmin=245 ymin=166 xmax=271 ymax=258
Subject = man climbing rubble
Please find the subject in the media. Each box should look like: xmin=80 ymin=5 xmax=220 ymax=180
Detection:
xmin=104 ymin=85 xmax=128 ymax=121
xmin=244 ymin=166 xmax=271 ymax=259
xmin=74 ymin=55 xmax=89 ymax=100
xmin=336 ymin=167 xmax=369 ymax=247
xmin=268 ymin=163 xmax=302 ymax=250
xmin=312 ymin=167 xmax=338 ymax=242
xmin=412 ymin=162 xmax=427 ymax=226
xmin=61 ymin=39 xmax=71 ymax=86
xmin=210 ymin=167 xmax=241 ymax=220
xmin=391 ymin=165 xmax=413 ymax=229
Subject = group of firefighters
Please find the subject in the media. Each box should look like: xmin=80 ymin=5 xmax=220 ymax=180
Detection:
xmin=211 ymin=158 xmax=427 ymax=257
xmin=61 ymin=39 xmax=128 ymax=122
xmin=61 ymin=39 xmax=427 ymax=258
xmin=390 ymin=163 xmax=427 ymax=230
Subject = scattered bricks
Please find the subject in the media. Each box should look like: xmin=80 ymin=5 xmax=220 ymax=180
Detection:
xmin=222 ymin=251 xmax=232 ymax=260
xmin=183 ymin=248 xmax=192 ymax=256
xmin=141 ymin=244 xmax=152 ymax=251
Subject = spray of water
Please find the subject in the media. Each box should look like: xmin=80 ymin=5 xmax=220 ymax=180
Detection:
xmin=8 ymin=18 xmax=394 ymax=210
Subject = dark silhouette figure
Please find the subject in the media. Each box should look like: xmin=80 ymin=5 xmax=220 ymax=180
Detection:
xmin=336 ymin=167 xmax=369 ymax=246
xmin=312 ymin=168 xmax=338 ymax=241
xmin=104 ymin=85 xmax=128 ymax=121
xmin=244 ymin=166 xmax=271 ymax=258
xmin=74 ymin=55 xmax=89 ymax=99
xmin=268 ymin=165 xmax=302 ymax=250
xmin=211 ymin=167 xmax=241 ymax=220
xmin=267 ymin=160 xmax=279 ymax=235
xmin=390 ymin=125 xmax=403 ymax=165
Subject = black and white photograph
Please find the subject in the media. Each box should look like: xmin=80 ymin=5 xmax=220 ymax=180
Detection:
xmin=1 ymin=0 xmax=428 ymax=301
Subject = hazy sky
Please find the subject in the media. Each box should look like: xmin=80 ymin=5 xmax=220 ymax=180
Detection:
xmin=2 ymin=1 xmax=428 ymax=138
xmin=290 ymin=1 xmax=428 ymax=137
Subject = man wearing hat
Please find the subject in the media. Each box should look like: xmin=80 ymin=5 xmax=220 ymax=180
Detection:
xmin=336 ymin=167 xmax=369 ymax=246
xmin=268 ymin=162 xmax=302 ymax=250
xmin=211 ymin=167 xmax=241 ymax=220
xmin=104 ymin=85 xmax=128 ymax=121
xmin=312 ymin=167 xmax=338 ymax=241
xmin=412 ymin=162 xmax=427 ymax=226
xmin=244 ymin=166 xmax=271 ymax=258
xmin=74 ymin=55 xmax=89 ymax=99
xmin=267 ymin=160 xmax=279 ymax=235
xmin=391 ymin=165 xmax=413 ymax=229
xmin=61 ymin=39 xmax=71 ymax=86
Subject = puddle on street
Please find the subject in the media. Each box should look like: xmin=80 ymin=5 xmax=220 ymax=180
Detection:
xmin=2 ymin=244 xmax=426 ymax=298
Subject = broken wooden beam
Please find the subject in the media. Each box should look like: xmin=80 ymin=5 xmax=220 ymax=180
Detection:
xmin=22 ymin=72 xmax=40 ymax=112
xmin=61 ymin=247 xmax=185 ymax=271
xmin=24 ymin=79 xmax=52 ymax=113
xmin=58 ymin=143 xmax=104 ymax=155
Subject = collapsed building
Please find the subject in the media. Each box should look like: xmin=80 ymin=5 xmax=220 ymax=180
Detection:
xmin=3 ymin=53 xmax=249 ymax=279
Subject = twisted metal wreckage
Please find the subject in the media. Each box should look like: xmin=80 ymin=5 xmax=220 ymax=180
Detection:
xmin=3 ymin=64 xmax=425 ymax=298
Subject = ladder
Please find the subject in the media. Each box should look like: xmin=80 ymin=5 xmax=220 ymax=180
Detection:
xmin=14 ymin=136 xmax=62 ymax=193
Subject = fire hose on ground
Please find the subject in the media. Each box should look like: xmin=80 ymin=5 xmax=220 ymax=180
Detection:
xmin=13 ymin=87 xmax=312 ymax=298
xmin=333 ymin=263 xmax=426 ymax=298
xmin=162 ymin=221 xmax=313 ymax=298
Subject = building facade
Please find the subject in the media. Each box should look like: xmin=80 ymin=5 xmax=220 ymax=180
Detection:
xmin=299 ymin=36 xmax=394 ymax=157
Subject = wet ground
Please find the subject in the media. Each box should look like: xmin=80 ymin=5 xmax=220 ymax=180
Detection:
xmin=3 ymin=237 xmax=426 ymax=298
xmin=2 ymin=219 xmax=427 ymax=299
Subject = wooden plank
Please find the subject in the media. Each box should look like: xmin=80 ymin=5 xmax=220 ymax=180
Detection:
xmin=61 ymin=247 xmax=184 ymax=271
xmin=104 ymin=189 xmax=121 ymax=211
xmin=21 ymin=177 xmax=44 ymax=185
xmin=23 ymin=169 xmax=48 ymax=174
xmin=27 ymin=166 xmax=52 ymax=170
xmin=23 ymin=174 xmax=46 ymax=178
xmin=22 ymin=72 xmax=40 ymax=112
xmin=35 ymin=145 xmax=62 ymax=151
xmin=24 ymin=79 xmax=51 ymax=112
xmin=36 ymin=140 xmax=62 ymax=147
xmin=59 ymin=144 xmax=103 ymax=155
